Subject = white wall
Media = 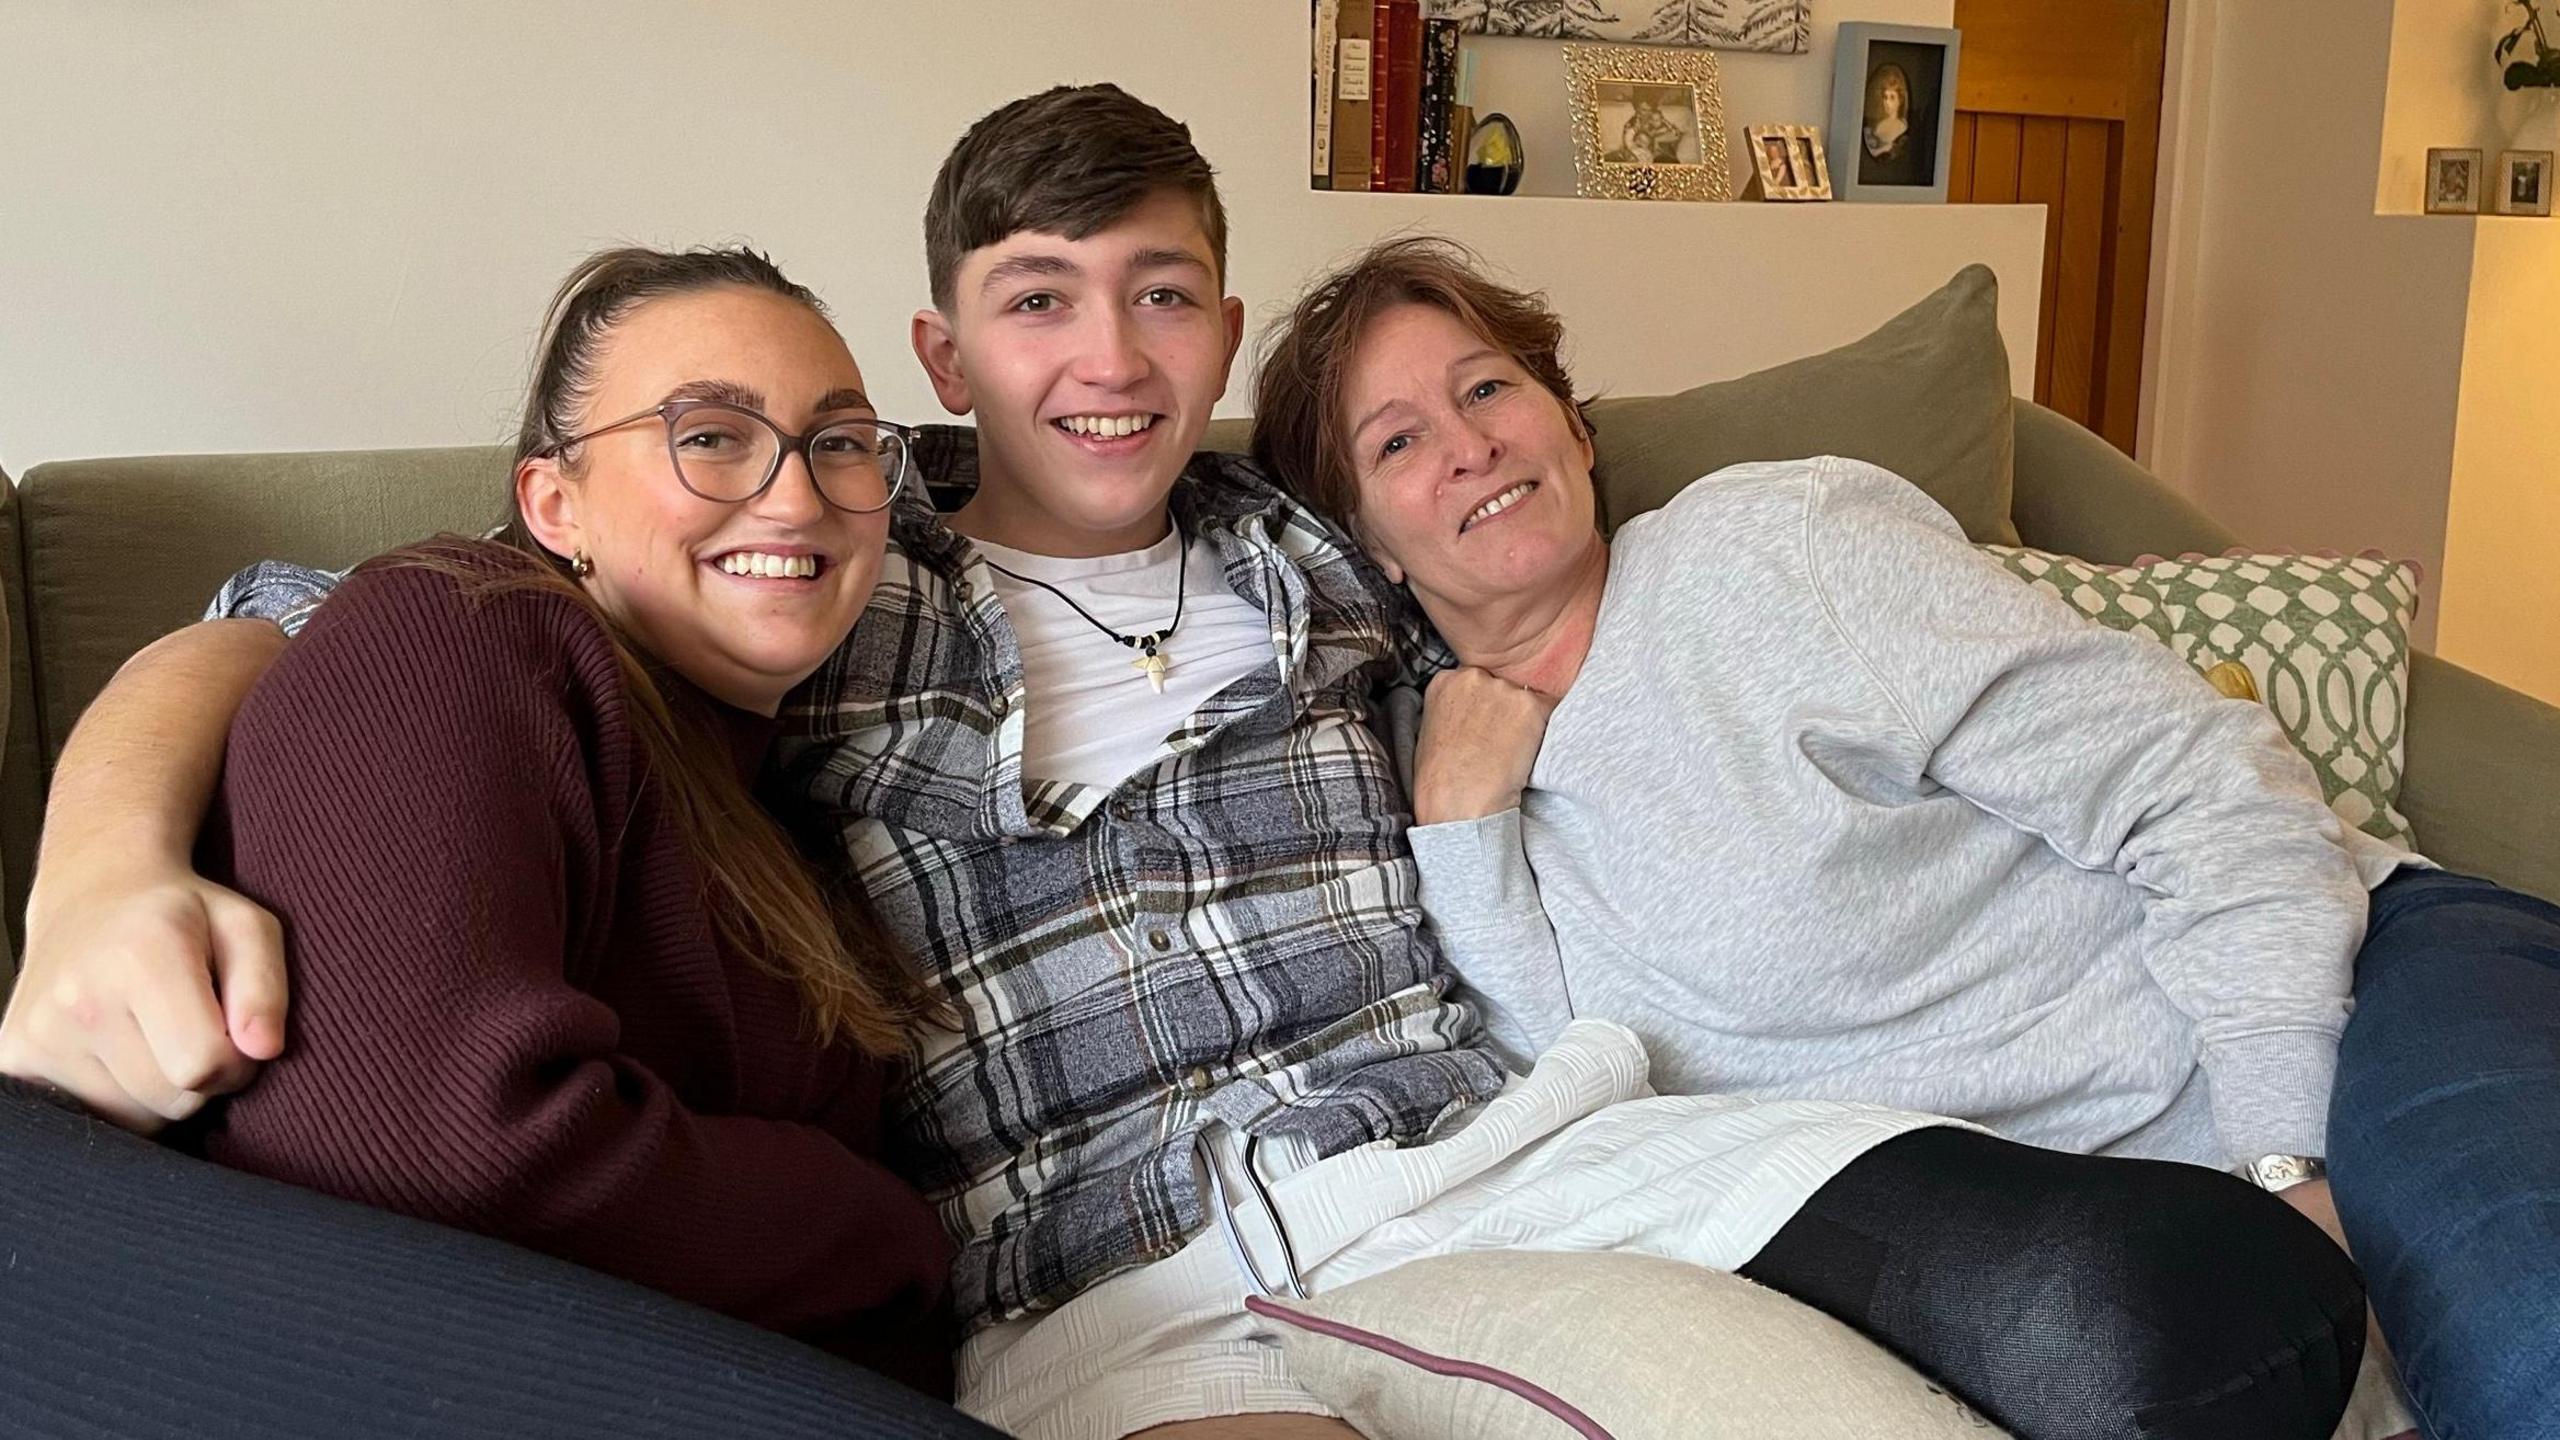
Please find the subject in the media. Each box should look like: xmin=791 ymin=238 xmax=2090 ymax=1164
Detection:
xmin=0 ymin=0 xmax=2042 ymax=472
xmin=2138 ymin=0 xmax=2475 ymax=646
xmin=1465 ymin=0 xmax=1953 ymax=198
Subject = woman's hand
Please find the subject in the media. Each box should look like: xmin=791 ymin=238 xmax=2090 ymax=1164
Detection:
xmin=0 ymin=859 xmax=287 ymax=1132
xmin=1412 ymin=666 xmax=1558 ymax=825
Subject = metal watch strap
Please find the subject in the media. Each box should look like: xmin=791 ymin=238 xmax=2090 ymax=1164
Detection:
xmin=2240 ymin=1153 xmax=2329 ymax=1192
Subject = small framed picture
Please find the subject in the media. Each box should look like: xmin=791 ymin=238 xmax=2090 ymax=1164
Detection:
xmin=1828 ymin=22 xmax=1961 ymax=203
xmin=1565 ymin=43 xmax=1732 ymax=202
xmin=2498 ymin=149 xmax=2552 ymax=216
xmin=2426 ymin=148 xmax=2484 ymax=214
xmin=1745 ymin=124 xmax=1832 ymax=200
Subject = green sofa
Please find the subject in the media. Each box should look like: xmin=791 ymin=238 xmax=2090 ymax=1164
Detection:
xmin=0 ymin=400 xmax=2555 ymax=997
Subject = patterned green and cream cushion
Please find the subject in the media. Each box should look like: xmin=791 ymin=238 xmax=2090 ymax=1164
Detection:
xmin=1982 ymin=546 xmax=2421 ymax=847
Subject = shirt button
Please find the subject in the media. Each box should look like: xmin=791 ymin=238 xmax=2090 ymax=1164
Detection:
xmin=990 ymin=693 xmax=1009 ymax=717
xmin=1147 ymin=928 xmax=1174 ymax=953
xmin=1183 ymin=1067 xmax=1214 ymax=1094
xmin=954 ymin=580 xmax=973 ymax=603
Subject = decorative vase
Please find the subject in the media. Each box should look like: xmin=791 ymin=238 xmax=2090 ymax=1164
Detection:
xmin=1464 ymin=113 xmax=1524 ymax=195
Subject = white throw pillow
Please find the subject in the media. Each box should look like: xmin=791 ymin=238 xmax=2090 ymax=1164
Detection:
xmin=1252 ymin=1250 xmax=2005 ymax=1438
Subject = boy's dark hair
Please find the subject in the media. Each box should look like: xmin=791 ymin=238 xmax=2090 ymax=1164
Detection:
xmin=924 ymin=84 xmax=1228 ymax=311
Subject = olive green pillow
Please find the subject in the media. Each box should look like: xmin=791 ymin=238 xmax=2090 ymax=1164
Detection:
xmin=1585 ymin=264 xmax=2018 ymax=544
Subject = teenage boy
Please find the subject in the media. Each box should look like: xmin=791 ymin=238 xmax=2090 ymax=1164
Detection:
xmin=1 ymin=85 xmax=2368 ymax=1440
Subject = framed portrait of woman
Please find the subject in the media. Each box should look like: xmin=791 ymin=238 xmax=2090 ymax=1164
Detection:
xmin=1827 ymin=23 xmax=1961 ymax=203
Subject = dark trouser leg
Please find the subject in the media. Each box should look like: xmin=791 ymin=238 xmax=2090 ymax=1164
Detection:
xmin=2332 ymin=869 xmax=2560 ymax=1440
xmin=0 ymin=1081 xmax=998 ymax=1440
xmin=1739 ymin=1126 xmax=2364 ymax=1440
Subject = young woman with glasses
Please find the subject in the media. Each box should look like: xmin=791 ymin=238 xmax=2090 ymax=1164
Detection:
xmin=163 ymin=247 xmax=958 ymax=1392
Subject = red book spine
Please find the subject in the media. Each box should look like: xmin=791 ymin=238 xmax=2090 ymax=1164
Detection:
xmin=1383 ymin=0 xmax=1423 ymax=192
xmin=1370 ymin=1 xmax=1392 ymax=191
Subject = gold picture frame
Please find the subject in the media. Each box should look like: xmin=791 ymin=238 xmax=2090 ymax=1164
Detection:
xmin=1744 ymin=123 xmax=1831 ymax=200
xmin=2426 ymin=147 xmax=2484 ymax=215
xmin=1566 ymin=44 xmax=1731 ymax=202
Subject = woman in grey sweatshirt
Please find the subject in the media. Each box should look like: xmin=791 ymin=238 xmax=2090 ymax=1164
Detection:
xmin=1258 ymin=247 xmax=2409 ymax=1183
xmin=1247 ymin=237 xmax=2547 ymax=1437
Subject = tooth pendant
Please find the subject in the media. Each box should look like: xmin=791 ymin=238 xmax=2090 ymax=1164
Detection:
xmin=1131 ymin=646 xmax=1170 ymax=694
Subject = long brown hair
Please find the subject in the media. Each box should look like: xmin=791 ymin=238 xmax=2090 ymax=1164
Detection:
xmin=407 ymin=245 xmax=943 ymax=1056
xmin=1250 ymin=236 xmax=1595 ymax=532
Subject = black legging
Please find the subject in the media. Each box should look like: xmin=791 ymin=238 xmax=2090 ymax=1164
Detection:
xmin=0 ymin=1081 xmax=999 ymax=1440
xmin=1739 ymin=1126 xmax=2366 ymax=1440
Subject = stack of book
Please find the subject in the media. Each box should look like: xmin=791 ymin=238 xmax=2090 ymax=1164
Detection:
xmin=1311 ymin=1 xmax=1474 ymax=193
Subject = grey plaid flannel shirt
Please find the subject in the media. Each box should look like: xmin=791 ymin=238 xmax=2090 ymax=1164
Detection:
xmin=211 ymin=427 xmax=1505 ymax=1329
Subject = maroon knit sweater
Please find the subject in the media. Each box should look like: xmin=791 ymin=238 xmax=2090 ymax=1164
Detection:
xmin=197 ymin=555 xmax=954 ymax=1392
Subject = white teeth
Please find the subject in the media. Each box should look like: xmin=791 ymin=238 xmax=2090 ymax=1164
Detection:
xmin=1466 ymin=482 xmax=1537 ymax=528
xmin=716 ymin=552 xmax=817 ymax=578
xmin=1060 ymin=414 xmax=1155 ymax=438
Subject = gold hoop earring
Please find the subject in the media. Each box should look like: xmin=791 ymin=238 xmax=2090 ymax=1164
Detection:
xmin=569 ymin=551 xmax=594 ymax=579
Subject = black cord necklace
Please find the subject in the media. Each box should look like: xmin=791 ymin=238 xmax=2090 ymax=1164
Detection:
xmin=979 ymin=517 xmax=1189 ymax=693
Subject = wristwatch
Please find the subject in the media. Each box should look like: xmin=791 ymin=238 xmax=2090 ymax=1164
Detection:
xmin=2239 ymin=1154 xmax=2328 ymax=1192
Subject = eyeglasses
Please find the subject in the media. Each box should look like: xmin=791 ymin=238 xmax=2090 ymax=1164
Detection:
xmin=540 ymin=400 xmax=912 ymax=514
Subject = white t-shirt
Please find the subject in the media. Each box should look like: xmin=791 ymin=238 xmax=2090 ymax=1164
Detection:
xmin=972 ymin=528 xmax=1270 ymax=793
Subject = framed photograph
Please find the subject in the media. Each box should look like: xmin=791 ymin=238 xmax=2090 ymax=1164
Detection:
xmin=1827 ymin=23 xmax=1961 ymax=203
xmin=2426 ymin=148 xmax=2484 ymax=215
xmin=1745 ymin=123 xmax=1831 ymax=200
xmin=1565 ymin=44 xmax=1732 ymax=202
xmin=2498 ymin=149 xmax=2553 ymax=216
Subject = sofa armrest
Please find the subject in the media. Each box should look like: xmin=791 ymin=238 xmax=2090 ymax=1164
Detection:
xmin=2008 ymin=403 xmax=2241 ymax=563
xmin=2401 ymin=652 xmax=2560 ymax=903
xmin=0 ymin=1080 xmax=993 ymax=1437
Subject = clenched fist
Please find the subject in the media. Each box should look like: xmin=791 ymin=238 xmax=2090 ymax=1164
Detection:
xmin=1412 ymin=666 xmax=1559 ymax=825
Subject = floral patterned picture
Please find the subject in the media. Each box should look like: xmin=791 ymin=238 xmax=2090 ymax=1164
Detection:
xmin=1427 ymin=0 xmax=1810 ymax=55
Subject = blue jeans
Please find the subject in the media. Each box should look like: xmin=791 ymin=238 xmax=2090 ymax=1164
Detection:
xmin=2332 ymin=869 xmax=2560 ymax=1440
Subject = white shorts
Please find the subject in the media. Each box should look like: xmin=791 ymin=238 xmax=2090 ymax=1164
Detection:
xmin=956 ymin=1019 xmax=1950 ymax=1440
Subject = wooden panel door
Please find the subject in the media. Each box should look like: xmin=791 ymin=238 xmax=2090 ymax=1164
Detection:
xmin=1949 ymin=0 xmax=2168 ymax=455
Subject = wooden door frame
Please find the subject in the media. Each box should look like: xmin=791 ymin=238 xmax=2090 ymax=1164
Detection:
xmin=1957 ymin=0 xmax=2169 ymax=457
xmin=2139 ymin=0 xmax=2222 ymax=486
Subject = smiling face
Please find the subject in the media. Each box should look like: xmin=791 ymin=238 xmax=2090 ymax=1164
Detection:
xmin=516 ymin=285 xmax=889 ymax=714
xmin=912 ymin=188 xmax=1246 ymax=557
xmin=1339 ymin=302 xmax=1603 ymax=618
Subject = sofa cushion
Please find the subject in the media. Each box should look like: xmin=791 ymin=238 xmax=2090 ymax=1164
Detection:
xmin=1985 ymin=546 xmax=2421 ymax=847
xmin=1583 ymin=264 xmax=2018 ymax=544
xmin=1252 ymin=1250 xmax=2006 ymax=1439
xmin=14 ymin=446 xmax=511 ymax=773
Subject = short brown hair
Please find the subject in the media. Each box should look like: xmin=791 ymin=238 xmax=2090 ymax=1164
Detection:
xmin=924 ymin=84 xmax=1228 ymax=311
xmin=1250 ymin=236 xmax=1593 ymax=529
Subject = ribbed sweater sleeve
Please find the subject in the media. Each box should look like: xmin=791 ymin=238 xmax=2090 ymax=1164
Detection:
xmin=200 ymin=558 xmax=951 ymax=1348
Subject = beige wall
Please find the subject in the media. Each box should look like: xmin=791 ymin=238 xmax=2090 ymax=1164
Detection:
xmin=2378 ymin=0 xmax=2560 ymax=213
xmin=2381 ymin=2 xmax=2560 ymax=701
xmin=2438 ymin=220 xmax=2560 ymax=696
xmin=2147 ymin=0 xmax=2560 ymax=699
xmin=2141 ymin=0 xmax=2476 ymax=648
xmin=0 ymin=0 xmax=2041 ymax=473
